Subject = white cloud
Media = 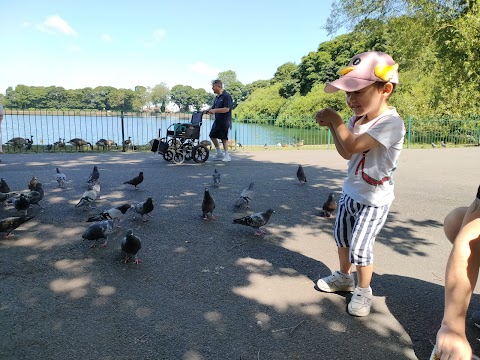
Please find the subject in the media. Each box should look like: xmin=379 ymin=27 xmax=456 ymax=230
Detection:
xmin=100 ymin=33 xmax=112 ymax=43
xmin=141 ymin=28 xmax=167 ymax=48
xmin=152 ymin=29 xmax=166 ymax=42
xmin=37 ymin=15 xmax=78 ymax=36
xmin=189 ymin=62 xmax=219 ymax=76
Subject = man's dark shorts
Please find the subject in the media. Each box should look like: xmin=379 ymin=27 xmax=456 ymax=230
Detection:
xmin=209 ymin=120 xmax=229 ymax=140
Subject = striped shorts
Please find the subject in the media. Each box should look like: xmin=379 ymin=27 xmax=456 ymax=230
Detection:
xmin=334 ymin=193 xmax=391 ymax=266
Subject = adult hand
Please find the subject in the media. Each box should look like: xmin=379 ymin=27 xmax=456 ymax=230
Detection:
xmin=315 ymin=108 xmax=342 ymax=127
xmin=435 ymin=325 xmax=472 ymax=359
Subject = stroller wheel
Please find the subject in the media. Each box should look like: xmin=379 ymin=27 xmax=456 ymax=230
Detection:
xmin=163 ymin=149 xmax=175 ymax=162
xmin=173 ymin=151 xmax=185 ymax=164
xmin=192 ymin=145 xmax=209 ymax=163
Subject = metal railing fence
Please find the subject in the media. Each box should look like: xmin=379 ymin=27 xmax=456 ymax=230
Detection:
xmin=1 ymin=109 xmax=478 ymax=153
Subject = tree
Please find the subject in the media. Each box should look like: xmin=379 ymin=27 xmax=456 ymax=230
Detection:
xmin=133 ymin=86 xmax=148 ymax=111
xmin=170 ymin=85 xmax=196 ymax=111
xmin=217 ymin=70 xmax=238 ymax=89
xmin=149 ymin=83 xmax=170 ymax=112
xmin=272 ymin=62 xmax=297 ymax=83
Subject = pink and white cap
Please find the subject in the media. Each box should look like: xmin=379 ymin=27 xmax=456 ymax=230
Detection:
xmin=324 ymin=51 xmax=399 ymax=93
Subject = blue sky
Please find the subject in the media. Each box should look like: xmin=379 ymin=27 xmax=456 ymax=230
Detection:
xmin=0 ymin=0 xmax=337 ymax=94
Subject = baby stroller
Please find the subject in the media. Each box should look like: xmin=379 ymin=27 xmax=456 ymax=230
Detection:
xmin=151 ymin=111 xmax=210 ymax=164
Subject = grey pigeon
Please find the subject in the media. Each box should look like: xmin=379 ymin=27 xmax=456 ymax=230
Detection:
xmin=132 ymin=197 xmax=154 ymax=222
xmin=12 ymin=194 xmax=31 ymax=215
xmin=320 ymin=193 xmax=337 ymax=218
xmin=202 ymin=188 xmax=216 ymax=220
xmin=0 ymin=215 xmax=35 ymax=237
xmin=297 ymin=165 xmax=307 ymax=184
xmin=233 ymin=209 xmax=275 ymax=235
xmin=121 ymin=229 xmax=142 ymax=264
xmin=123 ymin=172 xmax=144 ymax=189
xmin=87 ymin=203 xmax=131 ymax=222
xmin=212 ymin=168 xmax=221 ymax=187
xmin=55 ymin=167 xmax=66 ymax=188
xmin=87 ymin=165 xmax=100 ymax=184
xmin=0 ymin=192 xmax=19 ymax=204
xmin=441 ymin=141 xmax=447 ymax=148
xmin=82 ymin=219 xmax=118 ymax=247
xmin=235 ymin=182 xmax=254 ymax=209
xmin=0 ymin=178 xmax=11 ymax=193
xmin=75 ymin=187 xmax=99 ymax=210
xmin=25 ymin=182 xmax=44 ymax=208
xmin=28 ymin=176 xmax=39 ymax=191
xmin=431 ymin=143 xmax=437 ymax=148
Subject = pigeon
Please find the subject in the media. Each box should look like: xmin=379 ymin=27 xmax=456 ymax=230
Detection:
xmin=88 ymin=181 xmax=101 ymax=199
xmin=87 ymin=203 xmax=131 ymax=222
xmin=264 ymin=144 xmax=268 ymax=150
xmin=235 ymin=182 xmax=254 ymax=209
xmin=233 ymin=209 xmax=275 ymax=235
xmin=202 ymin=188 xmax=216 ymax=220
xmin=28 ymin=176 xmax=39 ymax=191
xmin=212 ymin=168 xmax=221 ymax=187
xmin=12 ymin=194 xmax=31 ymax=215
xmin=123 ymin=172 xmax=144 ymax=189
xmin=431 ymin=143 xmax=437 ymax=148
xmin=25 ymin=182 xmax=44 ymax=208
xmin=87 ymin=165 xmax=100 ymax=184
xmin=75 ymin=187 xmax=99 ymax=210
xmin=0 ymin=192 xmax=19 ymax=204
xmin=121 ymin=229 xmax=142 ymax=264
xmin=0 ymin=215 xmax=35 ymax=237
xmin=297 ymin=165 xmax=307 ymax=184
xmin=0 ymin=178 xmax=11 ymax=193
xmin=441 ymin=141 xmax=447 ymax=148
xmin=55 ymin=167 xmax=66 ymax=188
xmin=82 ymin=219 xmax=118 ymax=248
xmin=320 ymin=193 xmax=337 ymax=218
xmin=132 ymin=197 xmax=154 ymax=222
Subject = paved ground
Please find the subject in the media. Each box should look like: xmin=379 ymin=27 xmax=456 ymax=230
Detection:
xmin=0 ymin=147 xmax=479 ymax=360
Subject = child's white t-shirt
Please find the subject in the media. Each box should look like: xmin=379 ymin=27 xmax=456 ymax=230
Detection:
xmin=342 ymin=107 xmax=405 ymax=207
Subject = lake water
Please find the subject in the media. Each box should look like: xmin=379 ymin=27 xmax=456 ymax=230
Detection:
xmin=1 ymin=113 xmax=331 ymax=148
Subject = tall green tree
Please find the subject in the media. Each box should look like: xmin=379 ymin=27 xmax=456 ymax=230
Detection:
xmin=149 ymin=83 xmax=170 ymax=112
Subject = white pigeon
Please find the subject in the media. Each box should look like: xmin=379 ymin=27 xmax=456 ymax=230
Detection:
xmin=75 ymin=187 xmax=99 ymax=210
xmin=55 ymin=167 xmax=66 ymax=188
xmin=235 ymin=182 xmax=255 ymax=208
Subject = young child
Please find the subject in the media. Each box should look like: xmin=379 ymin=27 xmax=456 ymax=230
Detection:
xmin=315 ymin=51 xmax=405 ymax=317
xmin=433 ymin=185 xmax=480 ymax=359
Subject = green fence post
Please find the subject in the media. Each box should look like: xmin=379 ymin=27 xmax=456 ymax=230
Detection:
xmin=121 ymin=110 xmax=126 ymax=152
xmin=233 ymin=114 xmax=237 ymax=150
xmin=327 ymin=128 xmax=331 ymax=149
xmin=407 ymin=116 xmax=411 ymax=149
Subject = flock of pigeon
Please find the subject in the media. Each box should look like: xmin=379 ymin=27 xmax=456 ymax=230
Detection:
xmin=0 ymin=162 xmax=338 ymax=262
xmin=0 ymin=166 xmax=151 ymax=264
xmin=201 ymin=165 xmax=337 ymax=236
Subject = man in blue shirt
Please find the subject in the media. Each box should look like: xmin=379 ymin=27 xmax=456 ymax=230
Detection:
xmin=204 ymin=79 xmax=233 ymax=162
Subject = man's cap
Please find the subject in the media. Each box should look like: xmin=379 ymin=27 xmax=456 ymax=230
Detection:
xmin=324 ymin=51 xmax=399 ymax=93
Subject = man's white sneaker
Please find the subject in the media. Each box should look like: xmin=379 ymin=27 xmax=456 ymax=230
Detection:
xmin=222 ymin=154 xmax=231 ymax=162
xmin=315 ymin=271 xmax=355 ymax=293
xmin=348 ymin=287 xmax=372 ymax=317
xmin=213 ymin=152 xmax=223 ymax=161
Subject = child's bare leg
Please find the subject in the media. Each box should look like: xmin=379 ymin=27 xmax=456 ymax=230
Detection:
xmin=338 ymin=247 xmax=352 ymax=274
xmin=356 ymin=264 xmax=374 ymax=288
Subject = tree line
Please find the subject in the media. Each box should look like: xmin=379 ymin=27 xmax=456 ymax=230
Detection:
xmin=1 ymin=0 xmax=479 ymax=125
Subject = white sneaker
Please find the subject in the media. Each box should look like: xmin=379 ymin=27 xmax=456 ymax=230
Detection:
xmin=213 ymin=152 xmax=223 ymax=161
xmin=315 ymin=271 xmax=355 ymax=293
xmin=348 ymin=287 xmax=372 ymax=317
xmin=222 ymin=154 xmax=231 ymax=162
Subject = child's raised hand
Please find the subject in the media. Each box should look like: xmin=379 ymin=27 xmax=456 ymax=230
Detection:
xmin=316 ymin=108 xmax=341 ymax=126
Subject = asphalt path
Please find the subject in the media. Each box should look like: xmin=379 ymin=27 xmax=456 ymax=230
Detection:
xmin=0 ymin=147 xmax=479 ymax=360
